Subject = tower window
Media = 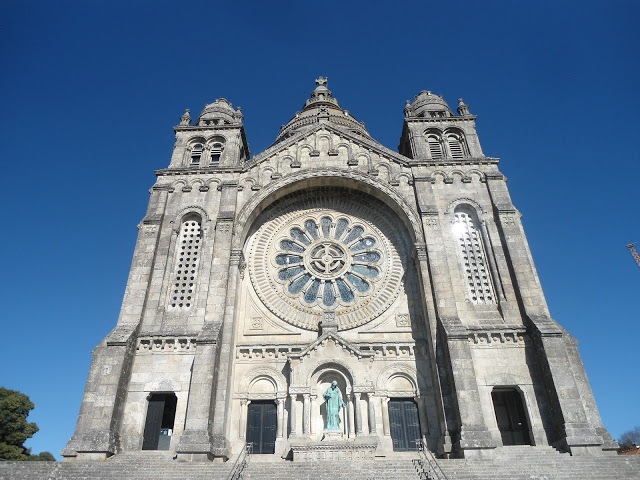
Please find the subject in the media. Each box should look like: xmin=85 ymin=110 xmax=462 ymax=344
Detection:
xmin=210 ymin=142 xmax=224 ymax=163
xmin=427 ymin=135 xmax=443 ymax=159
xmin=452 ymin=207 xmax=495 ymax=305
xmin=447 ymin=135 xmax=465 ymax=159
xmin=170 ymin=216 xmax=201 ymax=309
xmin=190 ymin=144 xmax=203 ymax=164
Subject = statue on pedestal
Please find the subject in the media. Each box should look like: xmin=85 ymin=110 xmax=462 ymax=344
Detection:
xmin=323 ymin=381 xmax=346 ymax=431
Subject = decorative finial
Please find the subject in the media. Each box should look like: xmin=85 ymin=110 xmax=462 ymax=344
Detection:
xmin=457 ymin=98 xmax=470 ymax=116
xmin=315 ymin=76 xmax=328 ymax=87
xmin=179 ymin=108 xmax=191 ymax=126
xmin=404 ymin=100 xmax=413 ymax=117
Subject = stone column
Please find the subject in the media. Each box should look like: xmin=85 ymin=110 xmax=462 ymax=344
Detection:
xmin=239 ymin=400 xmax=250 ymax=439
xmin=310 ymin=395 xmax=317 ymax=435
xmin=381 ymin=397 xmax=390 ymax=436
xmin=368 ymin=394 xmax=377 ymax=435
xmin=289 ymin=394 xmax=297 ymax=437
xmin=276 ymin=398 xmax=285 ymax=438
xmin=348 ymin=395 xmax=355 ymax=438
xmin=302 ymin=394 xmax=310 ymax=436
xmin=354 ymin=393 xmax=363 ymax=435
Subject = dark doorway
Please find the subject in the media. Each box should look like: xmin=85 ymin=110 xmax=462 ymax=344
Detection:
xmin=142 ymin=393 xmax=177 ymax=450
xmin=388 ymin=399 xmax=421 ymax=451
xmin=246 ymin=401 xmax=277 ymax=454
xmin=491 ymin=388 xmax=531 ymax=446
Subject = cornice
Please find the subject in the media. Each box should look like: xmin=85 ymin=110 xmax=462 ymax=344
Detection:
xmin=404 ymin=115 xmax=477 ymax=123
xmin=173 ymin=124 xmax=244 ymax=132
xmin=407 ymin=157 xmax=500 ymax=167
xmin=155 ymin=166 xmax=244 ymax=176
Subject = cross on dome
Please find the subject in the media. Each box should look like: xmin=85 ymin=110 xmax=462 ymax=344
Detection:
xmin=315 ymin=76 xmax=328 ymax=86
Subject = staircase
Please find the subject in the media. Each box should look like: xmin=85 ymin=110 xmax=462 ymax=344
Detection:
xmin=1 ymin=448 xmax=639 ymax=480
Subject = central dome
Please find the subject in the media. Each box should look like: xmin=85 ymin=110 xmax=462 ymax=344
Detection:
xmin=274 ymin=77 xmax=370 ymax=143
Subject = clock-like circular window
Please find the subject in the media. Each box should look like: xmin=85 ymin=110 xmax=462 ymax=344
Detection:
xmin=248 ymin=193 xmax=405 ymax=331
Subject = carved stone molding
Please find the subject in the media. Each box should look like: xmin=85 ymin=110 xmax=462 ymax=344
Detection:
xmin=136 ymin=337 xmax=197 ymax=353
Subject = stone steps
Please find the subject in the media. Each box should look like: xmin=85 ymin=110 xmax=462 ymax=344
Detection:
xmin=1 ymin=452 xmax=639 ymax=480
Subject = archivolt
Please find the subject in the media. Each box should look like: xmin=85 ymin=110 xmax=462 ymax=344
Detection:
xmin=233 ymin=168 xmax=423 ymax=250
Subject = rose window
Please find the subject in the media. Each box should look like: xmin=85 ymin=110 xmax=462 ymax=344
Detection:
xmin=248 ymin=198 xmax=405 ymax=331
xmin=274 ymin=216 xmax=382 ymax=308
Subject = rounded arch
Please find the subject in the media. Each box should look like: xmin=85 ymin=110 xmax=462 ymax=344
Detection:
xmin=445 ymin=197 xmax=486 ymax=218
xmin=206 ymin=133 xmax=227 ymax=144
xmin=233 ymin=169 xmax=423 ymax=250
xmin=376 ymin=363 xmax=419 ymax=395
xmin=308 ymin=360 xmax=355 ymax=392
xmin=238 ymin=366 xmax=288 ymax=398
xmin=172 ymin=205 xmax=210 ymax=225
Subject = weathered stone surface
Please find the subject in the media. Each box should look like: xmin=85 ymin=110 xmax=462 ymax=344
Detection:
xmin=63 ymin=79 xmax=617 ymax=468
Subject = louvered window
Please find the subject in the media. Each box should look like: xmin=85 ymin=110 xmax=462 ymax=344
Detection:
xmin=448 ymin=136 xmax=465 ymax=159
xmin=452 ymin=209 xmax=495 ymax=304
xmin=427 ymin=136 xmax=443 ymax=159
xmin=170 ymin=217 xmax=201 ymax=309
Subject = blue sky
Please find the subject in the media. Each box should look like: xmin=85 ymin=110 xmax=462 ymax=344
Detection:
xmin=1 ymin=0 xmax=638 ymax=459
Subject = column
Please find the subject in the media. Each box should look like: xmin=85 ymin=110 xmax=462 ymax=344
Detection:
xmin=289 ymin=394 xmax=297 ymax=437
xmin=302 ymin=394 xmax=310 ymax=436
xmin=348 ymin=395 xmax=355 ymax=438
xmin=381 ymin=397 xmax=390 ymax=436
xmin=354 ymin=393 xmax=363 ymax=435
xmin=239 ymin=400 xmax=250 ymax=439
xmin=368 ymin=394 xmax=377 ymax=435
xmin=310 ymin=395 xmax=317 ymax=435
xmin=276 ymin=398 xmax=285 ymax=438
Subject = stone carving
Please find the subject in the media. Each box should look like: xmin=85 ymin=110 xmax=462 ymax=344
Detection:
xmin=323 ymin=381 xmax=346 ymax=431
xmin=248 ymin=194 xmax=406 ymax=331
xmin=395 ymin=313 xmax=410 ymax=327
xmin=250 ymin=317 xmax=263 ymax=330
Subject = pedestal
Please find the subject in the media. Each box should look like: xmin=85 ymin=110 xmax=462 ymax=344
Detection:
xmin=289 ymin=438 xmax=378 ymax=462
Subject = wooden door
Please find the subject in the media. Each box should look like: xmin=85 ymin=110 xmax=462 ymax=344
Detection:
xmin=389 ymin=399 xmax=421 ymax=451
xmin=246 ymin=401 xmax=277 ymax=454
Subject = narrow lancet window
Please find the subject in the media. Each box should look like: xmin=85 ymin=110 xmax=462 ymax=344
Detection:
xmin=452 ymin=206 xmax=495 ymax=304
xmin=170 ymin=215 xmax=201 ymax=309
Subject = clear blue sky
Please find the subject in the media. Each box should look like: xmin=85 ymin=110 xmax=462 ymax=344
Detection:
xmin=1 ymin=0 xmax=638 ymax=459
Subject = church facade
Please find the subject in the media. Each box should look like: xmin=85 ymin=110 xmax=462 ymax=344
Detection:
xmin=62 ymin=79 xmax=617 ymax=462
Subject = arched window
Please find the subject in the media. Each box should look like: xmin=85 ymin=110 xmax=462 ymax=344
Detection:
xmin=446 ymin=133 xmax=466 ymax=159
xmin=170 ymin=215 xmax=202 ymax=309
xmin=210 ymin=142 xmax=224 ymax=163
xmin=190 ymin=144 xmax=203 ymax=165
xmin=427 ymin=134 xmax=443 ymax=159
xmin=452 ymin=206 xmax=495 ymax=304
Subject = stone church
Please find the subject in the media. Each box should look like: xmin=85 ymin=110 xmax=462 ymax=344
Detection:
xmin=62 ymin=78 xmax=617 ymax=463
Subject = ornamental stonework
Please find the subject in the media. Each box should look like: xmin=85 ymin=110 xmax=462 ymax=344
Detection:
xmin=248 ymin=193 xmax=406 ymax=331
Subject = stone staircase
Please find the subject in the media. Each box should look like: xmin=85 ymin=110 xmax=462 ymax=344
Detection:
xmin=1 ymin=448 xmax=639 ymax=480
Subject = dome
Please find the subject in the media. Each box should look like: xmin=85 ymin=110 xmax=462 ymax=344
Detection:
xmin=275 ymin=77 xmax=369 ymax=143
xmin=407 ymin=90 xmax=454 ymax=118
xmin=195 ymin=98 xmax=243 ymax=126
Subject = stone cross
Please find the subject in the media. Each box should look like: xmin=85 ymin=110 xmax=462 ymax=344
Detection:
xmin=315 ymin=76 xmax=328 ymax=86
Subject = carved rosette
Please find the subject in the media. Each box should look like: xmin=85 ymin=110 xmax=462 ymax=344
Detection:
xmin=248 ymin=195 xmax=405 ymax=331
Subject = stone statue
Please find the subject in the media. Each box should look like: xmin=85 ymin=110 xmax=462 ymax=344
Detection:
xmin=323 ymin=380 xmax=346 ymax=431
